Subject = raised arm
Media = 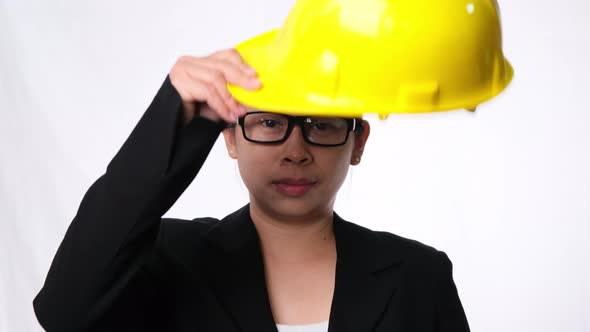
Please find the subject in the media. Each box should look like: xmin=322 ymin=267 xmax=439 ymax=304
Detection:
xmin=33 ymin=50 xmax=260 ymax=332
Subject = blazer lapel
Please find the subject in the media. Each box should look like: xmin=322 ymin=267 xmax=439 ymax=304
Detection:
xmin=328 ymin=214 xmax=404 ymax=332
xmin=202 ymin=205 xmax=403 ymax=332
xmin=204 ymin=205 xmax=278 ymax=332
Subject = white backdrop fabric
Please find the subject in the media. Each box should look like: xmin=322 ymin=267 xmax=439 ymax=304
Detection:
xmin=1 ymin=0 xmax=589 ymax=331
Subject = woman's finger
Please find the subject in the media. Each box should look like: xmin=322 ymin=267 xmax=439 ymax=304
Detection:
xmin=210 ymin=48 xmax=258 ymax=76
xmin=185 ymin=62 xmax=248 ymax=117
xmin=180 ymin=73 xmax=236 ymax=122
xmin=200 ymin=57 xmax=260 ymax=90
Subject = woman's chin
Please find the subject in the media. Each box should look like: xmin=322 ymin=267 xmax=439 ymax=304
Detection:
xmin=253 ymin=195 xmax=334 ymax=222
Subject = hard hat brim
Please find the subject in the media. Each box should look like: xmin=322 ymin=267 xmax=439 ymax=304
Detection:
xmin=228 ymin=29 xmax=514 ymax=117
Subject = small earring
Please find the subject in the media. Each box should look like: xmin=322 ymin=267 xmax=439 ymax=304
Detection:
xmin=354 ymin=156 xmax=361 ymax=163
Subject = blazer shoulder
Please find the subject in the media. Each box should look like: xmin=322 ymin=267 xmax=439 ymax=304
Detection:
xmin=336 ymin=218 xmax=448 ymax=272
xmin=156 ymin=217 xmax=219 ymax=257
xmin=372 ymin=228 xmax=450 ymax=272
xmin=160 ymin=216 xmax=219 ymax=230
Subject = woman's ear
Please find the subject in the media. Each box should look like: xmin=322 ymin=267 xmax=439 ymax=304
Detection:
xmin=351 ymin=120 xmax=370 ymax=165
xmin=222 ymin=127 xmax=238 ymax=159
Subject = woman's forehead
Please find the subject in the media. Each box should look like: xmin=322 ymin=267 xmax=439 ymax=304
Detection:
xmin=244 ymin=108 xmax=361 ymax=120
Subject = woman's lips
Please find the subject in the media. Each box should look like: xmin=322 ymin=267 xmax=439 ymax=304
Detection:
xmin=272 ymin=179 xmax=317 ymax=196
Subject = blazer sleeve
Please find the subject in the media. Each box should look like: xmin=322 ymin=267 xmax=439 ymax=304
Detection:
xmin=435 ymin=251 xmax=471 ymax=332
xmin=32 ymin=75 xmax=226 ymax=332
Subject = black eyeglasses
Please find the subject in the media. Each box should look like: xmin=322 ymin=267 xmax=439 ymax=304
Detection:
xmin=233 ymin=112 xmax=359 ymax=147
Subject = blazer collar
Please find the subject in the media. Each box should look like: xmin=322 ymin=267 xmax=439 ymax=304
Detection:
xmin=203 ymin=204 xmax=404 ymax=332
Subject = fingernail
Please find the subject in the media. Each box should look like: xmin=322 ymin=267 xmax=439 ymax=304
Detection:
xmin=248 ymin=78 xmax=262 ymax=89
xmin=245 ymin=66 xmax=257 ymax=74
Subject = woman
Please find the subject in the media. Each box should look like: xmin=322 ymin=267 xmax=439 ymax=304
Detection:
xmin=33 ymin=49 xmax=470 ymax=332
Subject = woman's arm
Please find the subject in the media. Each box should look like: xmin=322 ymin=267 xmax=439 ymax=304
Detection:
xmin=32 ymin=76 xmax=225 ymax=332
xmin=33 ymin=50 xmax=260 ymax=331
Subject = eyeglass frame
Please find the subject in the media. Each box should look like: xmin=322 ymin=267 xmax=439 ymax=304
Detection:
xmin=228 ymin=111 xmax=361 ymax=147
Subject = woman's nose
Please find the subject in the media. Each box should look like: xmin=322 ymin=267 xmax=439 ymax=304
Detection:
xmin=282 ymin=126 xmax=312 ymax=165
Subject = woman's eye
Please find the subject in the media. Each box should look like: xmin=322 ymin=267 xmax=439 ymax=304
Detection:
xmin=313 ymin=122 xmax=333 ymax=131
xmin=259 ymin=119 xmax=281 ymax=128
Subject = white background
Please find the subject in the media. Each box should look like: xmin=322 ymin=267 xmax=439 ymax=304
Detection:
xmin=1 ymin=0 xmax=589 ymax=331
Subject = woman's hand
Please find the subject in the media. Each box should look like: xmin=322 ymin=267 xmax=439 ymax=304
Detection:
xmin=169 ymin=49 xmax=261 ymax=124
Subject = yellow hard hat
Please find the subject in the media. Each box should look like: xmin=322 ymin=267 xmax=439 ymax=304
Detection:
xmin=228 ymin=0 xmax=513 ymax=117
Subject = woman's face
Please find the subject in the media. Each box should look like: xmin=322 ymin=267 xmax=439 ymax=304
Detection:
xmin=222 ymin=113 xmax=370 ymax=221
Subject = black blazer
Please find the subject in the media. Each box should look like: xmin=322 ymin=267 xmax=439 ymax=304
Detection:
xmin=33 ymin=77 xmax=470 ymax=332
